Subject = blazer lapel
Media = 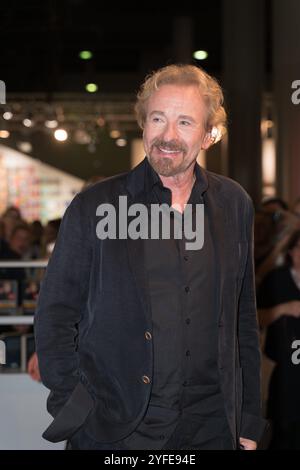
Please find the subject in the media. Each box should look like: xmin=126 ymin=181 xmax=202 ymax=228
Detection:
xmin=204 ymin=182 xmax=228 ymax=323
xmin=125 ymin=160 xmax=153 ymax=327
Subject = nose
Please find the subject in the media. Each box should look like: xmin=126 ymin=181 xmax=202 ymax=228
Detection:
xmin=160 ymin=121 xmax=178 ymax=141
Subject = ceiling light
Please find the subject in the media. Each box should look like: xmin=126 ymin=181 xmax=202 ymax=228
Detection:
xmin=85 ymin=83 xmax=98 ymax=93
xmin=54 ymin=128 xmax=68 ymax=141
xmin=110 ymin=129 xmax=121 ymax=139
xmin=79 ymin=50 xmax=93 ymax=60
xmin=116 ymin=138 xmax=127 ymax=147
xmin=0 ymin=130 xmax=10 ymax=138
xmin=3 ymin=111 xmax=13 ymax=120
xmin=23 ymin=118 xmax=33 ymax=127
xmin=193 ymin=50 xmax=208 ymax=60
xmin=17 ymin=141 xmax=32 ymax=153
xmin=45 ymin=119 xmax=58 ymax=129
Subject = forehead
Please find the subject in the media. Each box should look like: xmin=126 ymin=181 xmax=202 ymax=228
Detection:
xmin=146 ymin=84 xmax=206 ymax=118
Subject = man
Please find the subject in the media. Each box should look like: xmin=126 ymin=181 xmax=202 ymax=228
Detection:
xmin=35 ymin=64 xmax=266 ymax=450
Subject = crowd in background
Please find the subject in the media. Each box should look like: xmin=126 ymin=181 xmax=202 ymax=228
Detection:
xmin=1 ymin=193 xmax=300 ymax=449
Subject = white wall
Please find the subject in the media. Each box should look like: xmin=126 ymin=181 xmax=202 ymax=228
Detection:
xmin=0 ymin=374 xmax=65 ymax=450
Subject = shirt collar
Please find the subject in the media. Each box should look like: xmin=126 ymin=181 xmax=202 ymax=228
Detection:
xmin=144 ymin=157 xmax=209 ymax=198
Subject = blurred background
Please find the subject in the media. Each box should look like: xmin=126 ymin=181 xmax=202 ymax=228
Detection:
xmin=0 ymin=0 xmax=300 ymax=450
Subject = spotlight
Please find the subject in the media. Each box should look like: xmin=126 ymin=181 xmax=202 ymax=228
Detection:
xmin=23 ymin=118 xmax=33 ymax=128
xmin=0 ymin=130 xmax=10 ymax=138
xmin=110 ymin=129 xmax=121 ymax=139
xmin=193 ymin=50 xmax=208 ymax=60
xmin=3 ymin=111 xmax=13 ymax=120
xmin=116 ymin=138 xmax=127 ymax=147
xmin=17 ymin=141 xmax=32 ymax=153
xmin=79 ymin=50 xmax=93 ymax=60
xmin=85 ymin=83 xmax=98 ymax=93
xmin=54 ymin=129 xmax=68 ymax=141
xmin=45 ymin=119 xmax=58 ymax=129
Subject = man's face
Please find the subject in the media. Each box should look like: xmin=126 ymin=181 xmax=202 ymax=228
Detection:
xmin=143 ymin=84 xmax=211 ymax=177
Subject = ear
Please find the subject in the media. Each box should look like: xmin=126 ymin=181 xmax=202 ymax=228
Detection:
xmin=201 ymin=132 xmax=213 ymax=150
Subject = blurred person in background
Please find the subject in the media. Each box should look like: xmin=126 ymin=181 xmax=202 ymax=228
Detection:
xmin=257 ymin=230 xmax=300 ymax=449
xmin=0 ymin=206 xmax=22 ymax=242
xmin=0 ymin=223 xmax=31 ymax=277
xmin=255 ymin=198 xmax=300 ymax=288
xmin=28 ymin=220 xmax=44 ymax=259
xmin=9 ymin=223 xmax=31 ymax=258
xmin=27 ymin=220 xmax=60 ymax=382
xmin=0 ymin=223 xmax=32 ymax=336
xmin=42 ymin=219 xmax=61 ymax=257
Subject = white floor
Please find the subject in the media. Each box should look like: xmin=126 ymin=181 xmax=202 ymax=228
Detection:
xmin=0 ymin=374 xmax=65 ymax=450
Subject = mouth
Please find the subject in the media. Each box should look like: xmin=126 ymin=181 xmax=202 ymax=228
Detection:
xmin=156 ymin=146 xmax=182 ymax=156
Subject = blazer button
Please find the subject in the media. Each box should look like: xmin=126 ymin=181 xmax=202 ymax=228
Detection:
xmin=142 ymin=375 xmax=151 ymax=384
xmin=145 ymin=331 xmax=152 ymax=340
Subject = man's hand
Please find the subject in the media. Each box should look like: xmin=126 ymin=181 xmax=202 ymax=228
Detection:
xmin=27 ymin=352 xmax=41 ymax=382
xmin=239 ymin=437 xmax=257 ymax=450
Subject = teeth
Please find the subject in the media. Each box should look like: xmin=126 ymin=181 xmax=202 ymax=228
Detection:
xmin=159 ymin=147 xmax=180 ymax=153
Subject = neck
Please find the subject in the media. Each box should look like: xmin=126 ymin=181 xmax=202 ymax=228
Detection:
xmin=159 ymin=164 xmax=196 ymax=212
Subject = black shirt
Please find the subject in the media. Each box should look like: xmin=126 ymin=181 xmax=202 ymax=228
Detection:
xmin=122 ymin=159 xmax=227 ymax=450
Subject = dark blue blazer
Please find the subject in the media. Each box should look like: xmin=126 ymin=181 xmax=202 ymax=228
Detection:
xmin=34 ymin=158 xmax=267 ymax=447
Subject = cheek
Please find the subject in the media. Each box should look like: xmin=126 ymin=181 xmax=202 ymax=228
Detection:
xmin=144 ymin=127 xmax=159 ymax=146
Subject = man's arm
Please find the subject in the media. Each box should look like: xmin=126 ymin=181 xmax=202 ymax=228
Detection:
xmin=35 ymin=194 xmax=92 ymax=417
xmin=238 ymin=197 xmax=267 ymax=446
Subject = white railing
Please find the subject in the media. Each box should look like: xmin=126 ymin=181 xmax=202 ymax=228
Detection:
xmin=0 ymin=260 xmax=48 ymax=268
xmin=0 ymin=259 xmax=47 ymax=325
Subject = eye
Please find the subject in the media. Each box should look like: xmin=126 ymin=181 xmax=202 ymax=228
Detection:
xmin=152 ymin=116 xmax=163 ymax=123
xmin=179 ymin=120 xmax=191 ymax=126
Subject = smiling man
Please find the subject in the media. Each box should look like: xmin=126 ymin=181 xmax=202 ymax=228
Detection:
xmin=35 ymin=64 xmax=267 ymax=450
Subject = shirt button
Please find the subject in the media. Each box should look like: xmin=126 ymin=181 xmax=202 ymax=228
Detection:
xmin=145 ymin=331 xmax=152 ymax=340
xmin=185 ymin=318 xmax=191 ymax=325
xmin=185 ymin=286 xmax=190 ymax=293
xmin=142 ymin=375 xmax=151 ymax=384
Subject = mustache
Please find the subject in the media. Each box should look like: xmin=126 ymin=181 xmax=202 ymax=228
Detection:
xmin=152 ymin=138 xmax=187 ymax=153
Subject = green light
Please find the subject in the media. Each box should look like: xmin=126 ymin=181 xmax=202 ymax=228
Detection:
xmin=193 ymin=50 xmax=208 ymax=60
xmin=79 ymin=50 xmax=93 ymax=60
xmin=85 ymin=83 xmax=98 ymax=93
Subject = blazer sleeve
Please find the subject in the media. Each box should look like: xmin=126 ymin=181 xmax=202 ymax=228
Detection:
xmin=238 ymin=197 xmax=268 ymax=442
xmin=34 ymin=194 xmax=92 ymax=417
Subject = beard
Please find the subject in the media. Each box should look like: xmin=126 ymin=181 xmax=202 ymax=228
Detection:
xmin=147 ymin=138 xmax=189 ymax=177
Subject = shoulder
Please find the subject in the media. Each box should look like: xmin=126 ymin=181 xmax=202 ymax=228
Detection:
xmin=206 ymin=170 xmax=252 ymax=204
xmin=67 ymin=171 xmax=129 ymax=216
xmin=79 ymin=172 xmax=128 ymax=201
xmin=204 ymin=170 xmax=253 ymax=226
